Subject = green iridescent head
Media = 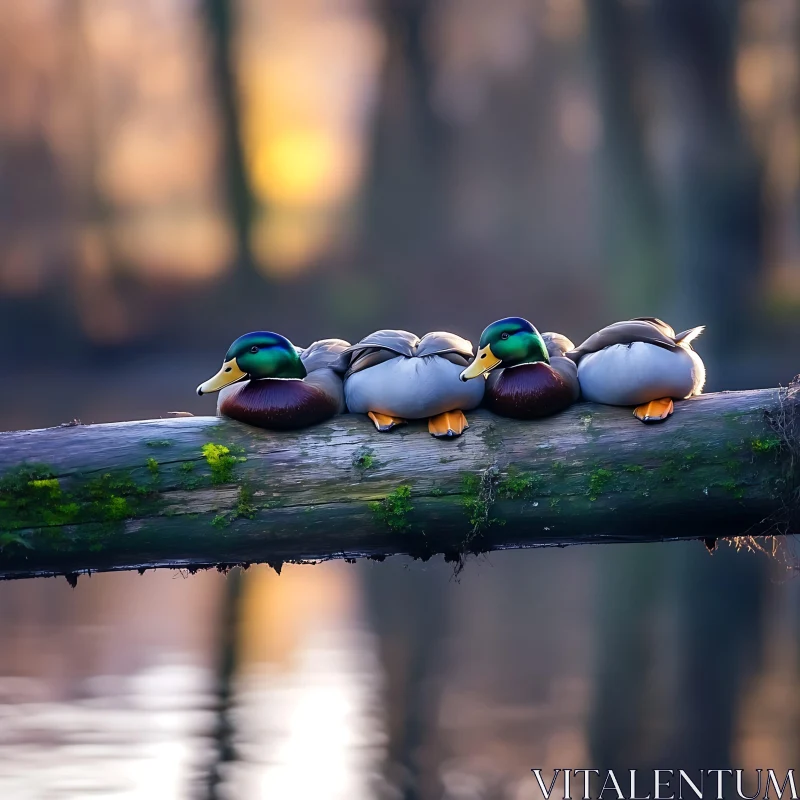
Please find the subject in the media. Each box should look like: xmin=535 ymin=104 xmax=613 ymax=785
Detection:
xmin=460 ymin=317 xmax=549 ymax=381
xmin=197 ymin=331 xmax=305 ymax=395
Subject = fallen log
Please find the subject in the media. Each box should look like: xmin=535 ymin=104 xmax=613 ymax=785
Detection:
xmin=0 ymin=387 xmax=795 ymax=581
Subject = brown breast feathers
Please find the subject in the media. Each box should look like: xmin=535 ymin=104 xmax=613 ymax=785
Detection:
xmin=219 ymin=379 xmax=338 ymax=430
xmin=486 ymin=362 xmax=574 ymax=420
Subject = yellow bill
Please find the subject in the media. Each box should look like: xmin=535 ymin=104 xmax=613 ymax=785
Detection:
xmin=197 ymin=359 xmax=247 ymax=395
xmin=459 ymin=344 xmax=502 ymax=381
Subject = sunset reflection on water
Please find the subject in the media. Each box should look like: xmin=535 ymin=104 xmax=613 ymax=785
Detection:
xmin=0 ymin=549 xmax=797 ymax=798
xmin=0 ymin=565 xmax=385 ymax=799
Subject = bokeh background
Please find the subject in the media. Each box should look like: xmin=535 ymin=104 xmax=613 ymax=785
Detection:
xmin=1 ymin=0 xmax=800 ymax=798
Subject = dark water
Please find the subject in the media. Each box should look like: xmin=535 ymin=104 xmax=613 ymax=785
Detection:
xmin=0 ymin=542 xmax=796 ymax=799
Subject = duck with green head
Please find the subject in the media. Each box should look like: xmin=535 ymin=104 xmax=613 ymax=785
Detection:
xmin=197 ymin=332 xmax=350 ymax=429
xmin=459 ymin=317 xmax=579 ymax=418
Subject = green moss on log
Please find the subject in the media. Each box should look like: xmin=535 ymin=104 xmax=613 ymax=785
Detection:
xmin=461 ymin=473 xmax=484 ymax=531
xmin=0 ymin=461 xmax=166 ymax=553
xmin=588 ymin=468 xmax=615 ymax=501
xmin=497 ymin=468 xmax=542 ymax=500
xmin=461 ymin=468 xmax=500 ymax=536
xmin=719 ymin=479 xmax=745 ymax=500
xmin=369 ymin=485 xmax=413 ymax=531
xmin=352 ymin=447 xmax=376 ymax=471
xmin=201 ymin=443 xmax=245 ymax=484
xmin=236 ymin=485 xmax=258 ymax=520
xmin=479 ymin=423 xmax=503 ymax=451
xmin=750 ymin=436 xmax=781 ymax=454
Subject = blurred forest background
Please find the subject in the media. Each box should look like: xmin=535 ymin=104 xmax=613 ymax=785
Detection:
xmin=2 ymin=1 xmax=800 ymax=798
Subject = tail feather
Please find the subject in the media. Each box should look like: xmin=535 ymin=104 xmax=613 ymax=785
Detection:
xmin=674 ymin=325 xmax=705 ymax=346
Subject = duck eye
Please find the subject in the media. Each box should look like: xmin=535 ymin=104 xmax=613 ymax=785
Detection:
xmin=501 ymin=332 xmax=509 ymax=340
xmin=250 ymin=346 xmax=259 ymax=353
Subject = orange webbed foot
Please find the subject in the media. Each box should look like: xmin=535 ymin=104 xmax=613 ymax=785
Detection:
xmin=633 ymin=398 xmax=674 ymax=424
xmin=368 ymin=412 xmax=407 ymax=432
xmin=428 ymin=410 xmax=469 ymax=438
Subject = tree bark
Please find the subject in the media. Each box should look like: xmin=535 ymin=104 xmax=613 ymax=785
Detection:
xmin=0 ymin=388 xmax=792 ymax=581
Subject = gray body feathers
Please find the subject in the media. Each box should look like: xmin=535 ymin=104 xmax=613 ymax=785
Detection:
xmin=567 ymin=318 xmax=706 ymax=406
xmin=337 ymin=330 xmax=485 ymax=419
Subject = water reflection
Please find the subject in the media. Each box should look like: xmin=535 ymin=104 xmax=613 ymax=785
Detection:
xmin=0 ymin=546 xmax=796 ymax=799
xmin=224 ymin=563 xmax=386 ymax=799
xmin=0 ymin=570 xmax=221 ymax=798
xmin=0 ymin=663 xmax=213 ymax=798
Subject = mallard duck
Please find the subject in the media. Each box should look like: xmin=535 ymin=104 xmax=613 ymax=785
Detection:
xmin=565 ymin=317 xmax=705 ymax=423
xmin=196 ymin=332 xmax=350 ymax=429
xmin=335 ymin=330 xmax=485 ymax=437
xmin=459 ymin=317 xmax=579 ymax=419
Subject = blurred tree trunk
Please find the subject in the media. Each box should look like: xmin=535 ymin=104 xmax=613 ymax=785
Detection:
xmin=649 ymin=0 xmax=763 ymax=389
xmin=669 ymin=543 xmax=765 ymax=770
xmin=586 ymin=0 xmax=667 ymax=315
xmin=0 ymin=0 xmax=115 ymax=360
xmin=202 ymin=0 xmax=257 ymax=276
xmin=204 ymin=567 xmax=244 ymax=800
xmin=589 ymin=546 xmax=665 ymax=773
xmin=362 ymin=562 xmax=449 ymax=799
xmin=362 ymin=0 xmax=448 ymax=264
